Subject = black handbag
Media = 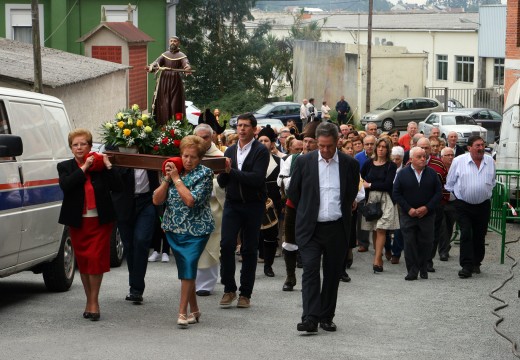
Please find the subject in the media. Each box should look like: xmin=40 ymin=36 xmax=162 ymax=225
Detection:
xmin=362 ymin=192 xmax=384 ymax=221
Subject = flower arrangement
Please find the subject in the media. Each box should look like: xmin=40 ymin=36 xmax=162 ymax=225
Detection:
xmin=151 ymin=113 xmax=193 ymax=156
xmin=100 ymin=104 xmax=156 ymax=152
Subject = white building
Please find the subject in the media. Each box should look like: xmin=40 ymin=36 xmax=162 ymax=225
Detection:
xmin=246 ymin=8 xmax=505 ymax=116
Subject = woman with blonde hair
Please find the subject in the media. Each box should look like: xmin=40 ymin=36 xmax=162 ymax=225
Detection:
xmin=153 ymin=135 xmax=214 ymax=328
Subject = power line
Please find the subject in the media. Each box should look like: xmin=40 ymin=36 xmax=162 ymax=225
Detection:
xmin=44 ymin=0 xmax=79 ymax=45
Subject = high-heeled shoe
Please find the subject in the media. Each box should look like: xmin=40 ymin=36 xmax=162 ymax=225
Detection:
xmin=89 ymin=312 xmax=100 ymax=321
xmin=83 ymin=312 xmax=91 ymax=319
xmin=187 ymin=311 xmax=201 ymax=324
xmin=373 ymin=265 xmax=384 ymax=273
xmin=177 ymin=313 xmax=188 ymax=328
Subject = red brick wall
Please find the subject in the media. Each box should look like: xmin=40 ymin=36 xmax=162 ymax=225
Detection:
xmin=505 ymin=1 xmax=520 ymax=101
xmin=128 ymin=45 xmax=148 ymax=110
xmin=92 ymin=46 xmax=122 ymax=64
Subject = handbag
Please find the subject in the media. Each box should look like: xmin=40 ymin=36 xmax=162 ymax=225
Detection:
xmin=362 ymin=192 xmax=384 ymax=221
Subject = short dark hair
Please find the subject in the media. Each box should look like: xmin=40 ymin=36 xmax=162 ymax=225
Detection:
xmin=467 ymin=135 xmax=484 ymax=147
xmin=387 ymin=129 xmax=399 ymax=136
xmin=315 ymin=122 xmax=339 ymax=142
xmin=237 ymin=112 xmax=257 ymax=128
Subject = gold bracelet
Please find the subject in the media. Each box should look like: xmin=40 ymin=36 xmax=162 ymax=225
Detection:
xmin=174 ymin=179 xmax=182 ymax=186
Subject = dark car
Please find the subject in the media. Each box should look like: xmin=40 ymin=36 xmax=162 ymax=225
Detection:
xmin=455 ymin=108 xmax=502 ymax=143
xmin=229 ymin=102 xmax=321 ymax=130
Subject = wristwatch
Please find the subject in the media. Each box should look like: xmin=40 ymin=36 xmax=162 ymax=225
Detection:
xmin=162 ymin=176 xmax=172 ymax=184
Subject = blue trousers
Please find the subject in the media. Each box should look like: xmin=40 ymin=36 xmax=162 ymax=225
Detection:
xmin=118 ymin=203 xmax=156 ymax=295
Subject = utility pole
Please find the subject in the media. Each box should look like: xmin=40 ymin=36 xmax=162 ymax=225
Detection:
xmin=31 ymin=0 xmax=43 ymax=94
xmin=366 ymin=0 xmax=373 ymax=113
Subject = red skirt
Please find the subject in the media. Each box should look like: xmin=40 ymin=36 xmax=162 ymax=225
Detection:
xmin=69 ymin=217 xmax=113 ymax=275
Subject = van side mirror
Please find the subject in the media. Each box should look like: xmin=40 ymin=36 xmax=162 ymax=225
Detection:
xmin=0 ymin=134 xmax=23 ymax=157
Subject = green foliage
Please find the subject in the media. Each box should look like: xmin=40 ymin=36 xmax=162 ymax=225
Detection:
xmin=204 ymin=90 xmax=265 ymax=116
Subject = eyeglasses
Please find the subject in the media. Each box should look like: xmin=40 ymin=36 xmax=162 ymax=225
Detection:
xmin=71 ymin=142 xmax=89 ymax=148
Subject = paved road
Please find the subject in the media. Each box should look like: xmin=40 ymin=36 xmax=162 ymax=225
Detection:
xmin=1 ymin=225 xmax=520 ymax=360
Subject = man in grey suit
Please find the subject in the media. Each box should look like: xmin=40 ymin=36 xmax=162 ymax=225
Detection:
xmin=288 ymin=122 xmax=359 ymax=333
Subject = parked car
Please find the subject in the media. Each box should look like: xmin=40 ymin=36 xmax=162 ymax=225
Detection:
xmin=361 ymin=97 xmax=444 ymax=131
xmin=185 ymin=101 xmax=202 ymax=126
xmin=418 ymin=112 xmax=487 ymax=145
xmin=447 ymin=98 xmax=465 ymax=112
xmin=229 ymin=102 xmax=321 ymax=129
xmin=455 ymin=107 xmax=502 ymax=144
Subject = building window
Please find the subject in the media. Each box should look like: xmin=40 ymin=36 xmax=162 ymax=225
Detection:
xmin=102 ymin=5 xmax=138 ymax=26
xmin=437 ymin=55 xmax=448 ymax=81
xmin=455 ymin=56 xmax=474 ymax=83
xmin=5 ymin=4 xmax=44 ymax=44
xmin=494 ymin=58 xmax=504 ymax=86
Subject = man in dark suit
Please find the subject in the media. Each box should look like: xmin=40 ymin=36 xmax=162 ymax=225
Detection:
xmin=217 ymin=113 xmax=270 ymax=309
xmin=112 ymin=168 xmax=160 ymax=303
xmin=393 ymin=147 xmax=442 ymax=281
xmin=288 ymin=122 xmax=359 ymax=333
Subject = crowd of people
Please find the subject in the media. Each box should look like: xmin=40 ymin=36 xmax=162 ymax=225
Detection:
xmin=58 ymin=102 xmax=495 ymax=333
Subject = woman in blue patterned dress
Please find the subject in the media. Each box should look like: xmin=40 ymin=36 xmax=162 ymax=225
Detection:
xmin=153 ymin=135 xmax=214 ymax=328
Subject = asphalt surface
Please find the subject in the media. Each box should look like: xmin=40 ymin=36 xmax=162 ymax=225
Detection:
xmin=1 ymin=224 xmax=520 ymax=360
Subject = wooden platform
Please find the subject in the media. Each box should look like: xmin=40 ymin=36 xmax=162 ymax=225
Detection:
xmin=104 ymin=151 xmax=227 ymax=173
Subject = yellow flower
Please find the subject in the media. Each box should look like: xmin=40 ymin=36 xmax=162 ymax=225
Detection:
xmin=127 ymin=119 xmax=133 ymax=126
xmin=123 ymin=129 xmax=132 ymax=136
xmin=116 ymin=112 xmax=124 ymax=120
xmin=142 ymin=114 xmax=149 ymax=121
xmin=144 ymin=126 xmax=152 ymax=133
xmin=132 ymin=104 xmax=139 ymax=111
xmin=104 ymin=122 xmax=113 ymax=129
xmin=117 ymin=121 xmax=125 ymax=128
xmin=136 ymin=119 xmax=144 ymax=127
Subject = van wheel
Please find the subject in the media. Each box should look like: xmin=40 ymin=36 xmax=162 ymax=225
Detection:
xmin=110 ymin=225 xmax=124 ymax=268
xmin=382 ymin=119 xmax=394 ymax=131
xmin=42 ymin=227 xmax=75 ymax=292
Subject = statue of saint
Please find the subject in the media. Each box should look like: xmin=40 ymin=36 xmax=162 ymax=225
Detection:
xmin=148 ymin=36 xmax=192 ymax=125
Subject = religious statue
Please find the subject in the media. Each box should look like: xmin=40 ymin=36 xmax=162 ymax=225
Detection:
xmin=148 ymin=36 xmax=192 ymax=125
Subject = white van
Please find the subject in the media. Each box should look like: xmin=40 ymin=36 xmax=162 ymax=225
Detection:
xmin=0 ymin=87 xmax=75 ymax=291
xmin=495 ymin=79 xmax=520 ymax=171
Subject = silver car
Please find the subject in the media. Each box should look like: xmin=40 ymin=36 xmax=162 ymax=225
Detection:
xmin=361 ymin=97 xmax=444 ymax=131
xmin=418 ymin=112 xmax=487 ymax=145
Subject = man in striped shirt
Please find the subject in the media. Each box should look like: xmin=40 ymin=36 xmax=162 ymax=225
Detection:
xmin=445 ymin=136 xmax=495 ymax=278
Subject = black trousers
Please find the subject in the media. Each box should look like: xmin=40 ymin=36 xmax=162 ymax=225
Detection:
xmin=428 ymin=204 xmax=447 ymax=266
xmin=300 ymin=219 xmax=346 ymax=324
xmin=400 ymin=213 xmax=435 ymax=277
xmin=453 ymin=199 xmax=491 ymax=269
xmin=220 ymin=201 xmax=264 ymax=298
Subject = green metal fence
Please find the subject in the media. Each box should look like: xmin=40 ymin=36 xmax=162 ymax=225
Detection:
xmin=488 ymin=170 xmax=520 ymax=264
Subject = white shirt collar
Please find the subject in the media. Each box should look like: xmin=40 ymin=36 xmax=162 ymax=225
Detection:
xmin=318 ymin=150 xmax=339 ymax=163
xmin=238 ymin=137 xmax=255 ymax=151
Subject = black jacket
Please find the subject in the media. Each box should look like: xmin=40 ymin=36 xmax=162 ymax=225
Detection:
xmin=57 ymin=158 xmax=122 ymax=228
xmin=217 ymin=139 xmax=270 ymax=203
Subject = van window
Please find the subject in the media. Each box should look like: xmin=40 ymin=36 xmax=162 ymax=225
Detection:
xmin=44 ymin=105 xmax=71 ymax=159
xmin=0 ymin=101 xmax=10 ymax=135
xmin=9 ymin=101 xmax=53 ymax=160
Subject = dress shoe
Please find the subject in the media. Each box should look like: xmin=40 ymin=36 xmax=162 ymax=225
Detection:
xmin=373 ymin=265 xmax=383 ymax=273
xmin=320 ymin=321 xmax=337 ymax=332
xmin=390 ymin=256 xmax=400 ymax=264
xmin=177 ymin=313 xmax=188 ymax=328
xmin=358 ymin=246 xmax=368 ymax=253
xmin=473 ymin=265 xmax=481 ymax=274
xmin=297 ymin=320 xmax=318 ymax=333
xmin=125 ymin=293 xmax=143 ymax=303
xmin=426 ymin=265 xmax=436 ymax=273
xmin=89 ymin=313 xmax=100 ymax=321
xmin=385 ymin=250 xmax=392 ymax=261
xmin=405 ymin=274 xmax=418 ymax=281
xmin=196 ymin=290 xmax=211 ymax=296
xmin=264 ymin=267 xmax=275 ymax=277
xmin=458 ymin=268 xmax=472 ymax=278
xmin=420 ymin=271 xmax=428 ymax=279
xmin=340 ymin=272 xmax=351 ymax=283
xmin=283 ymin=277 xmax=296 ymax=291
xmin=439 ymin=254 xmax=449 ymax=261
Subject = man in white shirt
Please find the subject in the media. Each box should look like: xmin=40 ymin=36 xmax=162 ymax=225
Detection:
xmin=300 ymin=99 xmax=309 ymax=130
xmin=288 ymin=122 xmax=359 ymax=333
xmin=445 ymin=136 xmax=495 ymax=278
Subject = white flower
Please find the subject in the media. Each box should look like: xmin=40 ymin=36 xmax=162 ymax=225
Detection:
xmin=132 ymin=104 xmax=139 ymax=111
xmin=127 ymin=119 xmax=133 ymax=125
xmin=144 ymin=126 xmax=152 ymax=133
xmin=104 ymin=122 xmax=113 ymax=129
